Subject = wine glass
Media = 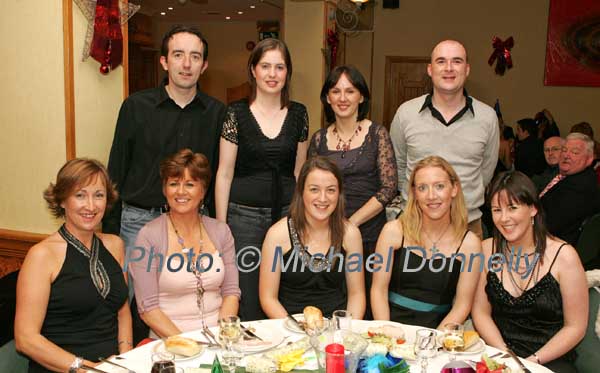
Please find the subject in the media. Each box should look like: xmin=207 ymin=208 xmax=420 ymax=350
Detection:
xmin=332 ymin=310 xmax=352 ymax=331
xmin=442 ymin=322 xmax=464 ymax=361
xmin=150 ymin=351 xmax=183 ymax=373
xmin=219 ymin=316 xmax=242 ymax=351
xmin=219 ymin=343 xmax=243 ymax=373
xmin=413 ymin=329 xmax=437 ymax=373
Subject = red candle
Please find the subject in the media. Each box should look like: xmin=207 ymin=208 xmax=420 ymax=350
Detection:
xmin=325 ymin=343 xmax=345 ymax=373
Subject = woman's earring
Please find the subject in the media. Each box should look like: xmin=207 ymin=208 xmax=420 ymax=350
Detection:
xmin=531 ymin=216 xmax=534 ymax=226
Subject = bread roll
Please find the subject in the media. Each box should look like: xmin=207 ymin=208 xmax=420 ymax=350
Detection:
xmin=303 ymin=306 xmax=324 ymax=330
xmin=165 ymin=335 xmax=201 ymax=357
xmin=463 ymin=330 xmax=479 ymax=349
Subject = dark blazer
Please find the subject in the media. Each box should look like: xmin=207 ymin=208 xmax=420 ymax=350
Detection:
xmin=541 ymin=167 xmax=600 ymax=246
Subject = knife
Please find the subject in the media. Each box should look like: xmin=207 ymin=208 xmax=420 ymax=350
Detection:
xmin=505 ymin=348 xmax=532 ymax=373
xmin=82 ymin=364 xmax=111 ymax=373
xmin=241 ymin=323 xmax=264 ymax=341
xmin=99 ymin=358 xmax=136 ymax=373
xmin=287 ymin=314 xmax=306 ymax=332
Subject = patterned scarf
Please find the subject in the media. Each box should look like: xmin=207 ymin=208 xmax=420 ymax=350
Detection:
xmin=58 ymin=224 xmax=111 ymax=299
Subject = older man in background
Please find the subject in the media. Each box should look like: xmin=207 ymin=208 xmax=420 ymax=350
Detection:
xmin=540 ymin=133 xmax=600 ymax=246
xmin=532 ymin=136 xmax=563 ymax=191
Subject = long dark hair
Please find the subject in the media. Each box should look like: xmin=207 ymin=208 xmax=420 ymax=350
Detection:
xmin=247 ymin=38 xmax=292 ymax=109
xmin=289 ymin=156 xmax=346 ymax=252
xmin=320 ymin=65 xmax=371 ymax=124
xmin=487 ymin=171 xmax=547 ymax=262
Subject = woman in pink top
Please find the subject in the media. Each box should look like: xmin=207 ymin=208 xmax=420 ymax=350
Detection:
xmin=130 ymin=149 xmax=240 ymax=338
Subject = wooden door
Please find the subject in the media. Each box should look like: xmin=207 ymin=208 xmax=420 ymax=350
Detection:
xmin=382 ymin=57 xmax=432 ymax=129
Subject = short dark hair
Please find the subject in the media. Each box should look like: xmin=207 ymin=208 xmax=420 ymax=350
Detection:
xmin=247 ymin=38 xmax=292 ymax=109
xmin=320 ymin=65 xmax=371 ymax=124
xmin=487 ymin=171 xmax=548 ymax=262
xmin=160 ymin=148 xmax=211 ymax=189
xmin=517 ymin=118 xmax=538 ymax=137
xmin=44 ymin=158 xmax=118 ymax=219
xmin=161 ymin=25 xmax=208 ymax=60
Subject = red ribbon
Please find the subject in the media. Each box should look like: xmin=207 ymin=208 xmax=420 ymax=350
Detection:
xmin=488 ymin=36 xmax=514 ymax=76
xmin=327 ymin=29 xmax=339 ymax=70
xmin=90 ymin=0 xmax=123 ymax=74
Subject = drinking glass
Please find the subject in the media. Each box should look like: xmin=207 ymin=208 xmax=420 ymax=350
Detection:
xmin=219 ymin=316 xmax=242 ymax=351
xmin=413 ymin=329 xmax=437 ymax=373
xmin=219 ymin=343 xmax=243 ymax=373
xmin=442 ymin=322 xmax=464 ymax=360
xmin=150 ymin=351 xmax=183 ymax=373
xmin=332 ymin=310 xmax=353 ymax=331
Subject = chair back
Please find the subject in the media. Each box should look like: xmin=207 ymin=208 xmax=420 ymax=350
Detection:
xmin=576 ymin=213 xmax=600 ymax=270
xmin=0 ymin=340 xmax=28 ymax=373
xmin=575 ymin=287 xmax=600 ymax=372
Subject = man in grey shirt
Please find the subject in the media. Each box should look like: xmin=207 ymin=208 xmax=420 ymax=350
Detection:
xmin=390 ymin=40 xmax=499 ymax=238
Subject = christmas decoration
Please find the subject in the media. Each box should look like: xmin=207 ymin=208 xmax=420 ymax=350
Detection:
xmin=73 ymin=0 xmax=140 ymax=74
xmin=488 ymin=36 xmax=514 ymax=76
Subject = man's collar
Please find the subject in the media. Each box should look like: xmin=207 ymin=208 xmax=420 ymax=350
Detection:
xmin=155 ymin=77 xmax=207 ymax=109
xmin=419 ymin=89 xmax=474 ymax=115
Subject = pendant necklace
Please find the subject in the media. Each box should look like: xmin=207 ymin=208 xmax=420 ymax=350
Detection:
xmin=167 ymin=212 xmax=204 ymax=255
xmin=333 ymin=122 xmax=362 ymax=158
xmin=422 ymin=223 xmax=451 ymax=254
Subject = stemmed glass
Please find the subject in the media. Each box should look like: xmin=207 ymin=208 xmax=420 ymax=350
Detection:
xmin=332 ymin=310 xmax=353 ymax=331
xmin=414 ymin=329 xmax=437 ymax=373
xmin=219 ymin=316 xmax=243 ymax=373
xmin=442 ymin=322 xmax=465 ymax=361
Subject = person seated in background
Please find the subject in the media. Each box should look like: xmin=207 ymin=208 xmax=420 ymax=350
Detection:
xmin=534 ymin=109 xmax=560 ymax=140
xmin=130 ymin=149 xmax=240 ymax=338
xmin=514 ymin=118 xmax=546 ymax=177
xmin=540 ymin=133 xmax=600 ymax=246
xmin=259 ymin=156 xmax=366 ymax=319
xmin=15 ymin=159 xmax=131 ymax=372
xmin=371 ymin=156 xmax=482 ymax=329
xmin=473 ymin=171 xmax=587 ymax=373
xmin=532 ymin=136 xmax=563 ymax=192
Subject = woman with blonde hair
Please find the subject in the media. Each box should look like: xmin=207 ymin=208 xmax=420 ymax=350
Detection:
xmin=371 ymin=156 xmax=481 ymax=328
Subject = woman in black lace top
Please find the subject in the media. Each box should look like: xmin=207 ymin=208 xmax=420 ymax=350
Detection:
xmin=308 ymin=65 xmax=397 ymax=257
xmin=215 ymin=38 xmax=308 ymax=321
xmin=258 ymin=156 xmax=366 ymax=319
xmin=472 ymin=171 xmax=587 ymax=373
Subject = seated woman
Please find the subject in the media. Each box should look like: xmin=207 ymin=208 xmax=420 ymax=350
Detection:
xmin=472 ymin=171 xmax=588 ymax=373
xmin=131 ymin=149 xmax=240 ymax=338
xmin=371 ymin=156 xmax=481 ymax=329
xmin=259 ymin=156 xmax=366 ymax=319
xmin=15 ymin=158 xmax=131 ymax=373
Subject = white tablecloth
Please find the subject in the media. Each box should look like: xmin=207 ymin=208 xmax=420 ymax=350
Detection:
xmin=97 ymin=319 xmax=552 ymax=373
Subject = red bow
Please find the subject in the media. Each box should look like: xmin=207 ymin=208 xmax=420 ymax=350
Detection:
xmin=90 ymin=0 xmax=123 ymax=74
xmin=488 ymin=36 xmax=514 ymax=76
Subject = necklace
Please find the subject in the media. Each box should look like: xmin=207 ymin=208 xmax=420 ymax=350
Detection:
xmin=332 ymin=122 xmax=362 ymax=158
xmin=168 ymin=212 xmax=204 ymax=254
xmin=167 ymin=213 xmax=207 ymax=325
xmin=422 ymin=223 xmax=451 ymax=254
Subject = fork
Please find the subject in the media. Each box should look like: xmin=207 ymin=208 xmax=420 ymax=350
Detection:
xmin=202 ymin=323 xmax=220 ymax=345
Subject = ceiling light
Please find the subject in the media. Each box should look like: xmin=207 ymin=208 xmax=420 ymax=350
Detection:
xmin=238 ymin=11 xmax=244 ymax=14
xmin=160 ymin=11 xmax=166 ymax=15
xmin=350 ymin=0 xmax=369 ymax=3
xmin=225 ymin=16 xmax=231 ymax=20
xmin=168 ymin=7 xmax=173 ymax=10
xmin=250 ymin=5 xmax=256 ymax=9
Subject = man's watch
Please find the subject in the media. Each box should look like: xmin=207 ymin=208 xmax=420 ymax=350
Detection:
xmin=68 ymin=356 xmax=83 ymax=373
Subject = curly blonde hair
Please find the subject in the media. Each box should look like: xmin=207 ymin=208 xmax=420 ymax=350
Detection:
xmin=43 ymin=158 xmax=118 ymax=218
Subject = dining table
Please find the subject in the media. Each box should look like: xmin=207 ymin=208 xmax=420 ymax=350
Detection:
xmin=95 ymin=319 xmax=553 ymax=373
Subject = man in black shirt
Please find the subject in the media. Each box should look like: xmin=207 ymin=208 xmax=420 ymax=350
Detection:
xmin=103 ymin=25 xmax=225 ymax=243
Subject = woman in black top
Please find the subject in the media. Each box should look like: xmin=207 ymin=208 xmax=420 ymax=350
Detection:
xmin=371 ymin=156 xmax=481 ymax=328
xmin=472 ymin=171 xmax=587 ymax=373
xmin=258 ymin=156 xmax=365 ymax=319
xmin=215 ymin=38 xmax=308 ymax=321
xmin=14 ymin=159 xmax=130 ymax=373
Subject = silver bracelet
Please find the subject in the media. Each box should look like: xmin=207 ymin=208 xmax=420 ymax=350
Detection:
xmin=532 ymin=352 xmax=542 ymax=364
xmin=118 ymin=340 xmax=133 ymax=347
xmin=68 ymin=356 xmax=83 ymax=373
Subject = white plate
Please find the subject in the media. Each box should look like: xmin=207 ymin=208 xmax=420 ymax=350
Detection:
xmin=233 ymin=324 xmax=285 ymax=353
xmin=437 ymin=336 xmax=486 ymax=355
xmin=153 ymin=340 xmax=205 ymax=361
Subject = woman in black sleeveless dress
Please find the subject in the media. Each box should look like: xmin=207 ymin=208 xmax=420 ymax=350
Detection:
xmin=14 ymin=159 xmax=130 ymax=373
xmin=472 ymin=171 xmax=588 ymax=373
xmin=258 ymin=156 xmax=366 ymax=319
xmin=371 ymin=156 xmax=482 ymax=328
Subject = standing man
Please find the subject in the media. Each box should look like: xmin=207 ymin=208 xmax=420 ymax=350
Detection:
xmin=103 ymin=25 xmax=226 ymax=241
xmin=390 ymin=40 xmax=499 ymax=238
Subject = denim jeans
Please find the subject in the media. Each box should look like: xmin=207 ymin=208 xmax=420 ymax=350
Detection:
xmin=227 ymin=202 xmax=289 ymax=321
